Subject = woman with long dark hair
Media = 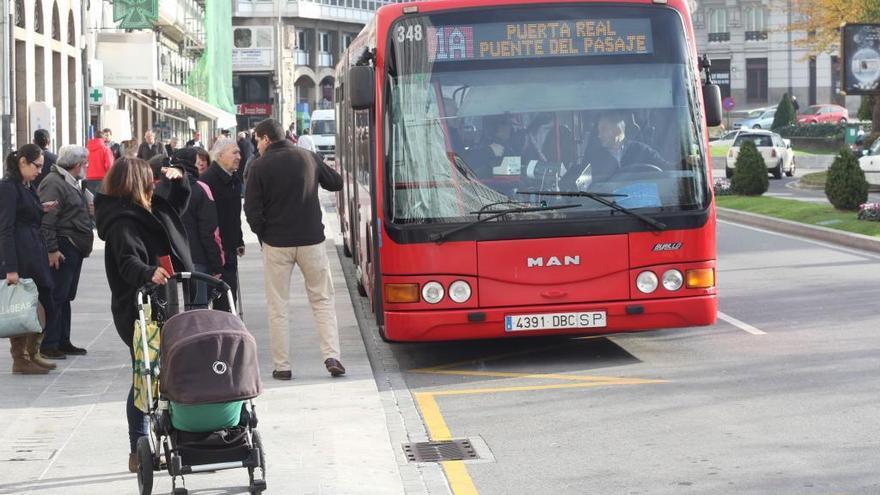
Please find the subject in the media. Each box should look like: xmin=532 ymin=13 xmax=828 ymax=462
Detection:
xmin=1 ymin=144 xmax=56 ymax=374
xmin=94 ymin=157 xmax=192 ymax=472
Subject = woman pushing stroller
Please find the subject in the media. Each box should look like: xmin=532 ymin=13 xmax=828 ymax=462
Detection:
xmin=94 ymin=156 xmax=192 ymax=472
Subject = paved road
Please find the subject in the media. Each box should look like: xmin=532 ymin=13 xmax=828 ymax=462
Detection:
xmin=354 ymin=221 xmax=880 ymax=494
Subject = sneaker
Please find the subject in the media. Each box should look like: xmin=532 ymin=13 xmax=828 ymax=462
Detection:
xmin=40 ymin=349 xmax=67 ymax=360
xmin=60 ymin=344 xmax=88 ymax=355
xmin=272 ymin=370 xmax=292 ymax=381
xmin=324 ymin=358 xmax=346 ymax=377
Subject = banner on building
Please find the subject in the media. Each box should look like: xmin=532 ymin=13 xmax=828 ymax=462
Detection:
xmin=96 ymin=33 xmax=158 ymax=89
xmin=841 ymin=23 xmax=880 ymax=95
xmin=233 ymin=26 xmax=275 ymax=71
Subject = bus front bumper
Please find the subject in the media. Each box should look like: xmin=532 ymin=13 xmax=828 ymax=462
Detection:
xmin=382 ymin=295 xmax=717 ymax=342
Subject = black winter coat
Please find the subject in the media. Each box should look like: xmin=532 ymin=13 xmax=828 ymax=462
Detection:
xmin=244 ymin=140 xmax=342 ymax=247
xmin=181 ymin=176 xmax=223 ymax=274
xmin=0 ymin=179 xmax=54 ymax=289
xmin=95 ymin=176 xmax=192 ymax=348
xmin=199 ymin=162 xmax=243 ymax=255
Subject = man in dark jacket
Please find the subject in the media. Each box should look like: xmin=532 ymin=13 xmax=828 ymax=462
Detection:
xmin=171 ymin=148 xmax=224 ymax=306
xmin=244 ymin=118 xmax=344 ymax=380
xmin=37 ymin=145 xmax=95 ymax=358
xmin=137 ymin=130 xmax=166 ymax=161
xmin=200 ymin=138 xmax=244 ymax=312
xmin=103 ymin=128 xmax=122 ymax=159
xmin=237 ymin=131 xmax=254 ymax=167
xmin=561 ymin=112 xmax=669 ymax=189
xmin=32 ymin=129 xmax=57 ymax=188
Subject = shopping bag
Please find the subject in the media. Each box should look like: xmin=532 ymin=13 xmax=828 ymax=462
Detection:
xmin=133 ymin=300 xmax=161 ymax=413
xmin=0 ymin=278 xmax=42 ymax=338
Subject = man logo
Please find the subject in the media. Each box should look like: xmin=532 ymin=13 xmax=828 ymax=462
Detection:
xmin=527 ymin=256 xmax=580 ymax=268
xmin=212 ymin=361 xmax=228 ymax=375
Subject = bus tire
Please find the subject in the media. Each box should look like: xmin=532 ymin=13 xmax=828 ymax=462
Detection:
xmin=343 ymin=242 xmax=352 ymax=258
xmin=378 ymin=325 xmax=393 ymax=343
xmin=357 ymin=278 xmax=368 ymax=297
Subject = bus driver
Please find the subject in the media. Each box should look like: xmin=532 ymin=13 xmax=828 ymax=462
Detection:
xmin=561 ymin=112 xmax=669 ymax=189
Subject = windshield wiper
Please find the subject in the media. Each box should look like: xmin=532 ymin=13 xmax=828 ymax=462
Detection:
xmin=518 ymin=190 xmax=667 ymax=231
xmin=428 ymin=204 xmax=582 ymax=244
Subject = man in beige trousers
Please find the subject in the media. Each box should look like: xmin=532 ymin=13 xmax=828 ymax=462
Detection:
xmin=244 ymin=118 xmax=345 ymax=380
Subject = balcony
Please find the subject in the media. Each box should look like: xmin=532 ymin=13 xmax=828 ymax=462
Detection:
xmin=294 ymin=49 xmax=310 ymax=66
xmin=708 ymin=32 xmax=730 ymax=43
xmin=157 ymin=0 xmax=205 ymax=45
xmin=745 ymin=31 xmax=768 ymax=41
xmin=318 ymin=52 xmax=334 ymax=67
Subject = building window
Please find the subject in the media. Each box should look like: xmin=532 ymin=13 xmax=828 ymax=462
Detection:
xmin=744 ymin=7 xmax=768 ymax=40
xmin=67 ymin=11 xmax=75 ymax=46
xmin=14 ymin=0 xmax=25 ymax=28
xmin=319 ymin=32 xmax=330 ymax=53
xmin=746 ymin=58 xmax=768 ymax=103
xmin=34 ymin=0 xmax=43 ymax=34
xmin=343 ymin=33 xmax=354 ymax=50
xmin=297 ymin=30 xmax=309 ymax=51
xmin=51 ymin=2 xmax=59 ymax=40
xmin=707 ymin=9 xmax=729 ymax=42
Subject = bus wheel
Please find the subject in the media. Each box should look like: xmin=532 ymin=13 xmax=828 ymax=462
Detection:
xmin=357 ymin=278 xmax=368 ymax=297
xmin=378 ymin=325 xmax=393 ymax=343
xmin=343 ymin=242 xmax=352 ymax=258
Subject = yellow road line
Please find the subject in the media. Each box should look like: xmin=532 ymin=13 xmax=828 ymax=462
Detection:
xmin=442 ymin=461 xmax=479 ymax=495
xmin=429 ymin=379 xmax=664 ymax=397
xmin=414 ymin=392 xmax=452 ymax=441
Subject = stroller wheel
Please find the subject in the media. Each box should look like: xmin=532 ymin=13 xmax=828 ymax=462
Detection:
xmin=252 ymin=430 xmax=266 ymax=473
xmin=248 ymin=430 xmax=267 ymax=493
xmin=136 ymin=437 xmax=154 ymax=495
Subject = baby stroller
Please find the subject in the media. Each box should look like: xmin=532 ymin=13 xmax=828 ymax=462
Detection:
xmin=134 ymin=272 xmax=266 ymax=495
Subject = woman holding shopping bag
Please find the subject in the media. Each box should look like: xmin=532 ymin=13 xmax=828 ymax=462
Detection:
xmin=1 ymin=144 xmax=56 ymax=374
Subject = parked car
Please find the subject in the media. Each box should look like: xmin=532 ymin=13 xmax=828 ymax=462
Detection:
xmin=796 ymin=104 xmax=849 ymax=124
xmin=710 ymin=129 xmax=743 ymax=147
xmin=859 ymin=138 xmax=880 ymax=187
xmin=726 ymin=130 xmax=795 ymax=179
xmin=734 ymin=108 xmax=777 ymax=130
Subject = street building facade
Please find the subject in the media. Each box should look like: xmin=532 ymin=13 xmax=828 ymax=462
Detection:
xmin=232 ymin=0 xmax=410 ymax=132
xmin=692 ymin=0 xmax=860 ymax=113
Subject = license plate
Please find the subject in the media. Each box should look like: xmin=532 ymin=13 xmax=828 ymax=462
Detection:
xmin=504 ymin=311 xmax=607 ymax=332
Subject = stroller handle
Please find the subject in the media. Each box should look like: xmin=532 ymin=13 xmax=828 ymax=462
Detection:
xmin=139 ymin=271 xmax=231 ymax=295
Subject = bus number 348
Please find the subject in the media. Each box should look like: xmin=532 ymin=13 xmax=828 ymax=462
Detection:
xmin=396 ymin=25 xmax=424 ymax=43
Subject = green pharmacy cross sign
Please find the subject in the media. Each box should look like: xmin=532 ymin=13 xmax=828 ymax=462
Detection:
xmin=113 ymin=0 xmax=158 ymax=30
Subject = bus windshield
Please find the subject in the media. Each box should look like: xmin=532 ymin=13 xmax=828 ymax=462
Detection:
xmin=386 ymin=5 xmax=709 ymax=226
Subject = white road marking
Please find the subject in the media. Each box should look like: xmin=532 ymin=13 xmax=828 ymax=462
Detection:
xmin=717 ymin=311 xmax=766 ymax=335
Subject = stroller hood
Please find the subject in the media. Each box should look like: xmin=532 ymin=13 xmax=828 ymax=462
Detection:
xmin=159 ymin=309 xmax=262 ymax=404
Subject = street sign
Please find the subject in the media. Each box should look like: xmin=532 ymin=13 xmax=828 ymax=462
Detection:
xmin=88 ymin=87 xmax=105 ymax=106
xmin=722 ymin=96 xmax=735 ymax=111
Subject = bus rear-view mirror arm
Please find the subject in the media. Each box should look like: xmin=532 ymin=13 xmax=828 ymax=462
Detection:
xmin=699 ymin=55 xmax=723 ymax=127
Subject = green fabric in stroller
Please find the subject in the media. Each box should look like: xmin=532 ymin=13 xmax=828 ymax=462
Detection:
xmin=169 ymin=400 xmax=245 ymax=433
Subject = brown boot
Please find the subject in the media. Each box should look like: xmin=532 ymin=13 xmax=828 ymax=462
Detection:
xmin=26 ymin=334 xmax=56 ymax=370
xmin=10 ymin=336 xmax=49 ymax=375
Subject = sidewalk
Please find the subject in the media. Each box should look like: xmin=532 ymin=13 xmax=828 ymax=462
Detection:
xmin=0 ymin=199 xmax=405 ymax=494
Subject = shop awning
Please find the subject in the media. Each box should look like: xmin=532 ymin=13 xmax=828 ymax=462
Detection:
xmin=153 ymin=82 xmax=237 ymax=129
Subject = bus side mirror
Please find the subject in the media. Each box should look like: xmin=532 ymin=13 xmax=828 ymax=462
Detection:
xmin=703 ymin=84 xmax=722 ymax=127
xmin=349 ymin=66 xmax=375 ymax=110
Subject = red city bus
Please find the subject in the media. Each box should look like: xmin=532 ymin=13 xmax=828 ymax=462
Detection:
xmin=334 ymin=0 xmax=722 ymax=341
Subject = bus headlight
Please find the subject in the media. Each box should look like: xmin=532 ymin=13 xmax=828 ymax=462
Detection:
xmin=421 ymin=281 xmax=445 ymax=304
xmin=636 ymin=271 xmax=659 ymax=293
xmin=448 ymin=280 xmax=472 ymax=303
xmin=662 ymin=269 xmax=684 ymax=291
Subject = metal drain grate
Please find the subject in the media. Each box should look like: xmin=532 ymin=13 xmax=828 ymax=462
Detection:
xmin=403 ymin=439 xmax=478 ymax=463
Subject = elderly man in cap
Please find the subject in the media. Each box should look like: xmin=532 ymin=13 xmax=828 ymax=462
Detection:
xmin=37 ymin=145 xmax=94 ymax=360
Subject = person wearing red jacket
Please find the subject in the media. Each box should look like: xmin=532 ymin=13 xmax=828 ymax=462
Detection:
xmin=85 ymin=130 xmax=114 ymax=195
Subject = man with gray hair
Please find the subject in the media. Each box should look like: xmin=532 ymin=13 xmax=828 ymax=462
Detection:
xmin=37 ymin=145 xmax=95 ymax=359
xmin=137 ymin=130 xmax=166 ymax=161
xmin=200 ymin=137 xmax=244 ymax=312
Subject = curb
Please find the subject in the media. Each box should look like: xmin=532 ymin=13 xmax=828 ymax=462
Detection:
xmin=716 ymin=207 xmax=880 ymax=254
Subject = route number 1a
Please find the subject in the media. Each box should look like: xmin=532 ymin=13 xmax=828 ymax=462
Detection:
xmin=396 ymin=25 xmax=423 ymax=43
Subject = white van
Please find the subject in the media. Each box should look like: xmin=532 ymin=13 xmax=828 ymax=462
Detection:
xmin=309 ymin=109 xmax=336 ymax=161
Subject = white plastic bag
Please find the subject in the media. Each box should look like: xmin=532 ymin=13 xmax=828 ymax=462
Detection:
xmin=0 ymin=278 xmax=42 ymax=338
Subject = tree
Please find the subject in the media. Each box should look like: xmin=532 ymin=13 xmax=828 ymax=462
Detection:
xmin=825 ymin=149 xmax=868 ymax=210
xmin=790 ymin=0 xmax=880 ymax=131
xmin=731 ymin=141 xmax=769 ymax=196
xmin=858 ymin=96 xmax=874 ymax=122
xmin=772 ymin=93 xmax=797 ymax=130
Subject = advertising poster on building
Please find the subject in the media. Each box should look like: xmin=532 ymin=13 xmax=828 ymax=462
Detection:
xmin=233 ymin=26 xmax=275 ymax=71
xmin=841 ymin=23 xmax=880 ymax=95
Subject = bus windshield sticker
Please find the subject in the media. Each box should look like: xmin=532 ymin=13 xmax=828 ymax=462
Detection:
xmin=397 ymin=19 xmax=654 ymax=62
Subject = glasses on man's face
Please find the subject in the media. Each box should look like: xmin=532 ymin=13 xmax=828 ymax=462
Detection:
xmin=30 ymin=161 xmax=44 ymax=169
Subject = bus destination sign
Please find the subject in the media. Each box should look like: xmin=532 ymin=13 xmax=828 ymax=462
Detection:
xmin=396 ymin=19 xmax=654 ymax=62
